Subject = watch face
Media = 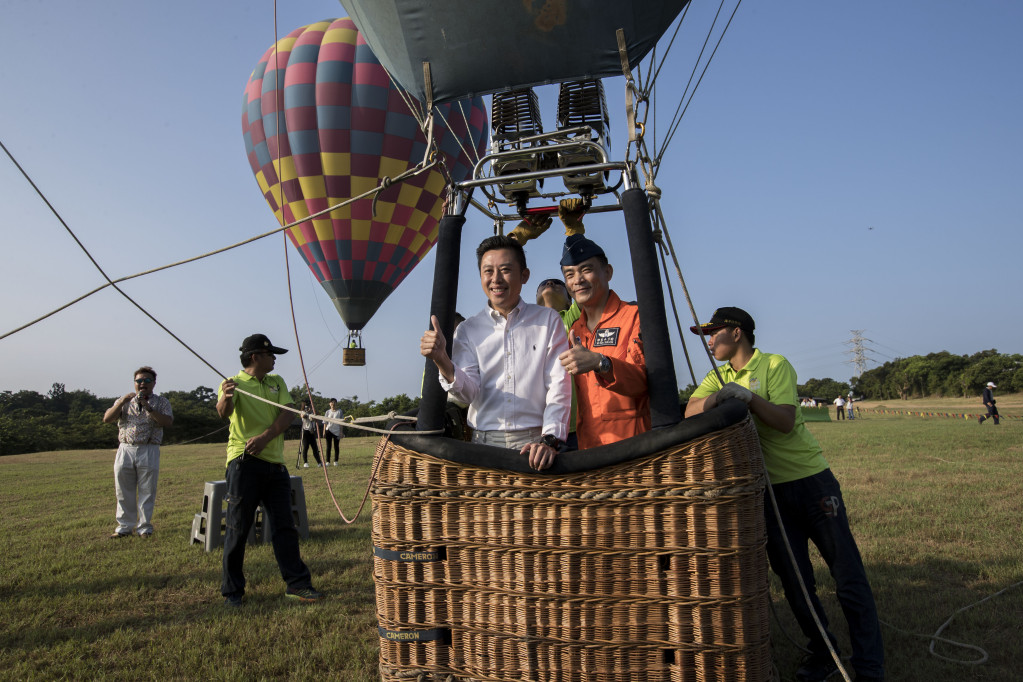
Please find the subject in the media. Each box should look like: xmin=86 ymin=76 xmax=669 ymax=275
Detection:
xmin=541 ymin=435 xmax=560 ymax=449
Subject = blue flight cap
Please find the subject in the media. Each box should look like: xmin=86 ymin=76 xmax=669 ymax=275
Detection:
xmin=560 ymin=234 xmax=606 ymax=267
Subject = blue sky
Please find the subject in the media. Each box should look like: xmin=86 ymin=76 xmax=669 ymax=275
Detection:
xmin=2 ymin=1 xmax=1020 ymax=401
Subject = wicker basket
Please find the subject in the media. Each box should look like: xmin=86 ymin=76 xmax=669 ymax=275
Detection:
xmin=343 ymin=347 xmax=366 ymax=366
xmin=372 ymin=415 xmax=772 ymax=681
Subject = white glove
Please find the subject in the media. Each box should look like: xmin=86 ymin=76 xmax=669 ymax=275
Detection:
xmin=717 ymin=382 xmax=753 ymax=404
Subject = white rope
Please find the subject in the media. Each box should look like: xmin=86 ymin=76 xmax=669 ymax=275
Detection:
xmin=1 ymin=160 xmax=437 ymax=342
xmin=916 ymin=579 xmax=1021 ymax=664
xmin=234 ymin=387 xmax=441 ymax=436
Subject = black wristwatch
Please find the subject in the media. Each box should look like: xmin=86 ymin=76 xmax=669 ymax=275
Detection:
xmin=596 ymin=354 xmax=611 ymax=374
xmin=539 ymin=434 xmax=563 ymax=450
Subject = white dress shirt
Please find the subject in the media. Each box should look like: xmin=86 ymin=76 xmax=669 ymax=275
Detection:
xmin=440 ymin=297 xmax=571 ymax=442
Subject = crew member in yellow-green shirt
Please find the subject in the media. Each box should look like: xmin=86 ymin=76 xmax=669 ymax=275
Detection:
xmin=685 ymin=307 xmax=883 ymax=682
xmin=216 ymin=333 xmax=324 ymax=608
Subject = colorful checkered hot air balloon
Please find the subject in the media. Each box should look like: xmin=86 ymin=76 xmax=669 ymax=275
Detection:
xmin=242 ymin=17 xmax=488 ymax=334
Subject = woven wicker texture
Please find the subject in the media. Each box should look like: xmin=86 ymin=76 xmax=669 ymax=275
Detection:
xmin=372 ymin=416 xmax=771 ymax=681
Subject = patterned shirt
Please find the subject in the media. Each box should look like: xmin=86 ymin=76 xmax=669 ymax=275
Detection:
xmin=115 ymin=394 xmax=173 ymax=445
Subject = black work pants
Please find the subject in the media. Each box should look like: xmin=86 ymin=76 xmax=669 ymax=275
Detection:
xmin=221 ymin=455 xmax=311 ymax=598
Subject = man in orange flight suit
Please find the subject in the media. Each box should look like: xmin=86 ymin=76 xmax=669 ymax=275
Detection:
xmin=558 ymin=234 xmax=650 ymax=449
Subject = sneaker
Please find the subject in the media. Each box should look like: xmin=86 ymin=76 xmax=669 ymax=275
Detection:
xmin=978 ymin=416 xmax=984 ymax=424
xmin=109 ymin=531 xmax=131 ymax=539
xmin=285 ymin=586 xmax=325 ymax=603
xmin=303 ymin=463 xmax=309 ymax=468
xmin=224 ymin=594 xmax=244 ymax=608
xmin=332 ymin=461 xmax=337 ymax=466
xmin=795 ymin=653 xmax=840 ymax=682
xmin=139 ymin=532 xmax=153 ymax=539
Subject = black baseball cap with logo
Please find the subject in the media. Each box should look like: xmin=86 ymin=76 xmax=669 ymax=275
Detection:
xmin=239 ymin=333 xmax=289 ymax=355
xmin=689 ymin=307 xmax=755 ymax=337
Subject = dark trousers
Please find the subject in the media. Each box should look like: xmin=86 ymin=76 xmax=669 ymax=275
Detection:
xmin=980 ymin=405 xmax=1000 ymax=424
xmin=324 ymin=431 xmax=340 ymax=461
xmin=221 ymin=456 xmax=312 ymax=598
xmin=836 ymin=406 xmax=845 ymax=420
xmin=301 ymin=430 xmax=321 ymax=464
xmin=765 ymin=469 xmax=884 ymax=678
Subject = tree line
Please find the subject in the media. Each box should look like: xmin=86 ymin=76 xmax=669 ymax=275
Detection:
xmin=0 ymin=383 xmax=419 ymax=456
xmin=850 ymin=349 xmax=1021 ymax=400
xmin=678 ymin=349 xmax=1019 ymax=403
xmin=4 ymin=349 xmax=1015 ymax=455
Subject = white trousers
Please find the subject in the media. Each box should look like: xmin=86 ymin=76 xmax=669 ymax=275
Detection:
xmin=114 ymin=443 xmax=160 ymax=535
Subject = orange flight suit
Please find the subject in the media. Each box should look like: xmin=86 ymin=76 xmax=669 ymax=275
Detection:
xmin=569 ymin=291 xmax=650 ymax=449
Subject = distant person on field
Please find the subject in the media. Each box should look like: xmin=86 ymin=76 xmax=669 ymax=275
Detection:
xmin=685 ymin=307 xmax=884 ymax=682
xmin=420 ymin=235 xmax=571 ymax=470
xmin=847 ymin=395 xmax=855 ymax=420
xmin=833 ymin=395 xmax=845 ymax=421
xmin=979 ymin=381 xmax=999 ymax=425
xmin=102 ymin=366 xmax=173 ymax=539
xmin=324 ymin=398 xmax=344 ymax=465
xmin=217 ymin=334 xmax=324 ymax=607
xmin=300 ymin=402 xmax=323 ymax=468
xmin=558 ymin=234 xmax=650 ymax=449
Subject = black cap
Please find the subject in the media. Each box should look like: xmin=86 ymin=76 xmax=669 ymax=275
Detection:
xmin=560 ymin=234 xmax=606 ymax=267
xmin=239 ymin=333 xmax=289 ymax=355
xmin=689 ymin=307 xmax=755 ymax=336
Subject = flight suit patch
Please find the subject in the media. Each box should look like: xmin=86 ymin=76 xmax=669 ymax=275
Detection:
xmin=593 ymin=328 xmax=620 ymax=347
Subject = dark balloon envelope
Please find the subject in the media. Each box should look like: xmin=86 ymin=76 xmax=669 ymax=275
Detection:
xmin=242 ymin=18 xmax=488 ymax=330
xmin=339 ymin=0 xmax=689 ymax=105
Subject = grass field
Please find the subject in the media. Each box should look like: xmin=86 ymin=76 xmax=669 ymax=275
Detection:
xmin=1 ymin=410 xmax=1020 ymax=681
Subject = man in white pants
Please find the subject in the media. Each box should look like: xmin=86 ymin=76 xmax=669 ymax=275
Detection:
xmin=102 ymin=366 xmax=173 ymax=538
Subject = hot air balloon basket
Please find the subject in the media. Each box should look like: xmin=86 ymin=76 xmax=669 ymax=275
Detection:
xmin=343 ymin=348 xmax=367 ymax=366
xmin=372 ymin=415 xmax=774 ymax=682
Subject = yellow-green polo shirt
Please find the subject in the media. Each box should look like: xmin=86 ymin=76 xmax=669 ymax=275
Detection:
xmin=560 ymin=301 xmax=582 ymax=434
xmin=691 ymin=349 xmax=829 ymax=484
xmin=219 ymin=371 xmax=292 ymax=466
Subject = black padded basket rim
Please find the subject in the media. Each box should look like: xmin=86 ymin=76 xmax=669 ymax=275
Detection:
xmin=387 ymin=399 xmax=749 ymax=475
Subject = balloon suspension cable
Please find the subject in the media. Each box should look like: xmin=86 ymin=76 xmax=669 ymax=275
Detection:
xmin=643 ymin=0 xmax=695 ymax=101
xmin=655 ymin=0 xmax=744 ymax=171
xmin=645 ymin=192 xmax=723 ymax=387
xmin=617 ymin=30 xmax=659 ymax=191
xmin=649 ymin=206 xmax=698 ymax=388
xmin=432 ymin=102 xmax=484 ymax=173
xmin=385 ymin=68 xmax=429 ymax=130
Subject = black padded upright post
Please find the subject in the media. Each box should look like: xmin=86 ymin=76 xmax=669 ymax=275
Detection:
xmin=621 ymin=187 xmax=681 ymax=429
xmin=417 ymin=213 xmax=465 ymax=433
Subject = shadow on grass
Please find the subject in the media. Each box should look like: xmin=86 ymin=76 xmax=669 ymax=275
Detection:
xmin=770 ymin=555 xmax=1023 ymax=681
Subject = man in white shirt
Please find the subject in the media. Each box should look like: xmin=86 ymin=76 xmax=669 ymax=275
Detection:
xmin=833 ymin=395 xmax=846 ymax=421
xmin=420 ymin=235 xmax=571 ymax=470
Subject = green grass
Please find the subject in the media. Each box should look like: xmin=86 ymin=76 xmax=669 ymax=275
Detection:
xmin=1 ymin=419 xmax=1021 ymax=681
xmin=0 ymin=438 xmax=381 ymax=681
